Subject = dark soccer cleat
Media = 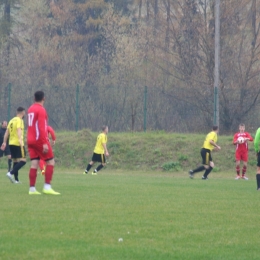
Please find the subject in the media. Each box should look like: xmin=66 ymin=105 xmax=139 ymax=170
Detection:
xmin=189 ymin=170 xmax=194 ymax=179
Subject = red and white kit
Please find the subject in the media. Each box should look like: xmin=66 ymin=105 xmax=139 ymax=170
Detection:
xmin=27 ymin=103 xmax=54 ymax=161
xmin=233 ymin=132 xmax=253 ymax=162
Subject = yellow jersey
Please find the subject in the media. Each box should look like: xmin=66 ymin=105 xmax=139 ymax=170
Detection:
xmin=202 ymin=131 xmax=217 ymax=151
xmin=7 ymin=117 xmax=24 ymax=146
xmin=94 ymin=133 xmax=107 ymax=154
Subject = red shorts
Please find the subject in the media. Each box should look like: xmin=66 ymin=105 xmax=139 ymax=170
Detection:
xmin=235 ymin=151 xmax=248 ymax=162
xmin=28 ymin=142 xmax=54 ymax=161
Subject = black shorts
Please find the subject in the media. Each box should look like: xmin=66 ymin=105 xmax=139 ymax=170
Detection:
xmin=91 ymin=153 xmax=106 ymax=163
xmin=9 ymin=145 xmax=26 ymax=159
xmin=257 ymin=152 xmax=260 ymax=167
xmin=0 ymin=144 xmax=11 ymax=157
xmin=201 ymin=148 xmax=212 ymax=165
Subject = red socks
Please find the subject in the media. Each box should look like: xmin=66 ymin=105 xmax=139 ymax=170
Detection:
xmin=45 ymin=165 xmax=54 ymax=184
xmin=242 ymin=166 xmax=247 ymax=176
xmin=29 ymin=168 xmax=37 ymax=187
xmin=236 ymin=166 xmax=240 ymax=175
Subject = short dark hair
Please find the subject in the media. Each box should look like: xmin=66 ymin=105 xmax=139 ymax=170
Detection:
xmin=34 ymin=91 xmax=45 ymax=102
xmin=239 ymin=123 xmax=245 ymax=127
xmin=102 ymin=125 xmax=108 ymax=131
xmin=17 ymin=107 xmax=25 ymax=113
xmin=212 ymin=125 xmax=218 ymax=131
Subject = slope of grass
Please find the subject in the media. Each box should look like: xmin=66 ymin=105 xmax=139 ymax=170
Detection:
xmin=0 ymin=169 xmax=259 ymax=260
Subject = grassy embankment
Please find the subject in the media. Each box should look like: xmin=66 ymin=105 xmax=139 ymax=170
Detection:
xmin=0 ymin=129 xmax=257 ymax=176
xmin=53 ymin=129 xmax=257 ymax=174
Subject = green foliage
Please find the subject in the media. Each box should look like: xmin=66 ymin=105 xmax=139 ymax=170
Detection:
xmin=177 ymin=153 xmax=188 ymax=162
xmin=162 ymin=161 xmax=181 ymax=171
xmin=153 ymin=148 xmax=161 ymax=156
xmin=248 ymin=160 xmax=256 ymax=167
xmin=108 ymin=142 xmax=121 ymax=153
xmin=212 ymin=167 xmax=220 ymax=172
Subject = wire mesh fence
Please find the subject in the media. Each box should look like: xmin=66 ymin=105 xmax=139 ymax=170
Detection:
xmin=0 ymin=83 xmax=260 ymax=134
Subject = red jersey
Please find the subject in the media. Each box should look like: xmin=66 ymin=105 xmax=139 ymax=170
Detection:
xmin=233 ymin=132 xmax=253 ymax=152
xmin=27 ymin=103 xmax=48 ymax=145
xmin=47 ymin=126 xmax=56 ymax=141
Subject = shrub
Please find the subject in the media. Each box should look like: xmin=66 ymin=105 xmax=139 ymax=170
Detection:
xmin=162 ymin=161 xmax=181 ymax=171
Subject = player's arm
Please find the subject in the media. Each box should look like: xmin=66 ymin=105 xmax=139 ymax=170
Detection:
xmin=48 ymin=126 xmax=56 ymax=145
xmin=209 ymin=139 xmax=221 ymax=150
xmin=38 ymin=109 xmax=49 ymax=153
xmin=16 ymin=119 xmax=24 ymax=147
xmin=101 ymin=135 xmax=109 ymax=156
xmin=254 ymin=128 xmax=260 ymax=153
xmin=244 ymin=133 xmax=253 ymax=142
xmin=102 ymin=142 xmax=109 ymax=156
xmin=1 ymin=128 xmax=9 ymax=150
xmin=233 ymin=134 xmax=238 ymax=144
xmin=17 ymin=128 xmax=23 ymax=146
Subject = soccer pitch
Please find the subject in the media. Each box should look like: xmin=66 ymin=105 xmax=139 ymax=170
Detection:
xmin=0 ymin=169 xmax=259 ymax=260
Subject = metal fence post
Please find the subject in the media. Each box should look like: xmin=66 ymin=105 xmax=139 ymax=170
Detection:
xmin=7 ymin=83 xmax=11 ymax=121
xmin=76 ymin=84 xmax=79 ymax=131
xmin=144 ymin=86 xmax=147 ymax=132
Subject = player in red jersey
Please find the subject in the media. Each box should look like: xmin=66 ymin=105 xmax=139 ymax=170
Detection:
xmin=233 ymin=123 xmax=253 ymax=180
xmin=27 ymin=90 xmax=60 ymax=195
xmin=39 ymin=125 xmax=56 ymax=175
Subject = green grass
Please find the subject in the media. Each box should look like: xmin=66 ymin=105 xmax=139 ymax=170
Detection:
xmin=0 ymin=168 xmax=259 ymax=260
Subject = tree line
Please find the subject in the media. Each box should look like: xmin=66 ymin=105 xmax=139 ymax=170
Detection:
xmin=0 ymin=0 xmax=260 ymax=133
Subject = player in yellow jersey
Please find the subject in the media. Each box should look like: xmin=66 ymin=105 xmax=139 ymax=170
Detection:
xmin=83 ymin=125 xmax=109 ymax=175
xmin=189 ymin=126 xmax=221 ymax=180
xmin=1 ymin=107 xmax=26 ymax=183
xmin=0 ymin=121 xmax=12 ymax=171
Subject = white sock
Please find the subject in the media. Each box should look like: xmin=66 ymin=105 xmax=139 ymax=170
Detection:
xmin=44 ymin=184 xmax=51 ymax=190
xmin=29 ymin=187 xmax=36 ymax=192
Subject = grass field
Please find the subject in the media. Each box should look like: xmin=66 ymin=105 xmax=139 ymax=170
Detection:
xmin=0 ymin=168 xmax=259 ymax=260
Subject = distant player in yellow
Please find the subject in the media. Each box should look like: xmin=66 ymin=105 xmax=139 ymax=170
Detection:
xmin=0 ymin=121 xmax=12 ymax=171
xmin=83 ymin=125 xmax=109 ymax=175
xmin=189 ymin=126 xmax=221 ymax=180
xmin=1 ymin=107 xmax=26 ymax=183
